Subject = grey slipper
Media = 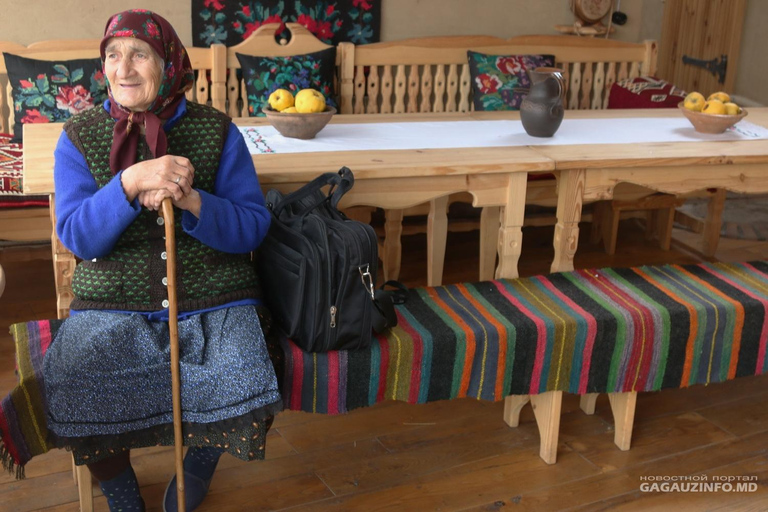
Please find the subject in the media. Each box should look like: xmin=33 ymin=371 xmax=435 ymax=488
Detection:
xmin=162 ymin=471 xmax=212 ymax=512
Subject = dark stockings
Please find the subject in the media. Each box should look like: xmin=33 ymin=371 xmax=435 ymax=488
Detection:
xmin=86 ymin=450 xmax=131 ymax=481
xmin=87 ymin=451 xmax=144 ymax=511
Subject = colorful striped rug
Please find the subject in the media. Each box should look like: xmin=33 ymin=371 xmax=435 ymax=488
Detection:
xmin=0 ymin=320 xmax=58 ymax=478
xmin=3 ymin=260 xmax=768 ymax=476
xmin=282 ymin=260 xmax=768 ymax=413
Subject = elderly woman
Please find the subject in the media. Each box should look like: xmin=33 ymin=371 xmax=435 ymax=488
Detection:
xmin=43 ymin=9 xmax=281 ymax=511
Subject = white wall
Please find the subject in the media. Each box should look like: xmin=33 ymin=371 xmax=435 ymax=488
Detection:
xmin=0 ymin=0 xmax=657 ymax=46
xmin=735 ymin=0 xmax=768 ymax=105
xmin=380 ymin=0 xmax=650 ymax=43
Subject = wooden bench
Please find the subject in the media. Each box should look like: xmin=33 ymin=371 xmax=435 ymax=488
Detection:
xmin=7 ymin=259 xmax=768 ymax=507
xmin=334 ymin=34 xmax=672 ymax=284
xmin=276 ymin=259 xmax=768 ymax=458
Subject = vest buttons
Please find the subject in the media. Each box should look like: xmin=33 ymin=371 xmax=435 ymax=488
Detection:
xmin=162 ymin=277 xmax=168 ymax=286
xmin=161 ymin=252 xmax=167 ymax=260
xmin=162 ymin=299 xmax=169 ymax=308
xmin=157 ymin=217 xmax=165 ymax=226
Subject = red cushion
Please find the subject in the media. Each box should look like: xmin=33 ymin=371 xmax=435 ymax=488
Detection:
xmin=0 ymin=133 xmax=24 ymax=195
xmin=607 ymin=76 xmax=687 ymax=109
xmin=527 ymin=173 xmax=555 ymax=181
xmin=0 ymin=133 xmax=48 ymax=207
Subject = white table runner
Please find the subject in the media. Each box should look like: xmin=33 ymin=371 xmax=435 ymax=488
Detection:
xmin=238 ymin=118 xmax=768 ymax=155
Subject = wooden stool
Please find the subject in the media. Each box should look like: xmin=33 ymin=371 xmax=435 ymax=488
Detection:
xmin=591 ymin=194 xmax=685 ymax=255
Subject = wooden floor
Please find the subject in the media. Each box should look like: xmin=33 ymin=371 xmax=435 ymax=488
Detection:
xmin=2 ymin=220 xmax=768 ymax=511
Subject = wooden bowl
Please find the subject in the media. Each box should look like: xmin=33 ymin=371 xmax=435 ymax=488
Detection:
xmin=678 ymin=102 xmax=748 ymax=134
xmin=262 ymin=106 xmax=336 ymax=139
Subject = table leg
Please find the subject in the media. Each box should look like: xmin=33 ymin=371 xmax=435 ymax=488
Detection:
xmin=552 ymin=169 xmax=585 ymax=273
xmin=702 ymin=188 xmax=726 ymax=258
xmin=427 ymin=196 xmax=449 ymax=286
xmin=383 ymin=208 xmax=404 ymax=282
xmin=496 ymin=173 xmax=528 ymax=280
xmin=479 ymin=206 xmax=500 ymax=281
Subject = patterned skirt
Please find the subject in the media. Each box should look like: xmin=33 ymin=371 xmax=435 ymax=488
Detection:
xmin=42 ymin=305 xmax=283 ymax=465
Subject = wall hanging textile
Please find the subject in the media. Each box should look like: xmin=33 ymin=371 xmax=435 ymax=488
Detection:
xmin=192 ymin=0 xmax=381 ymax=47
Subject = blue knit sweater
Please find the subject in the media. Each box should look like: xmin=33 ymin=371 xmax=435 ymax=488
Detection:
xmin=54 ymin=99 xmax=270 ymax=318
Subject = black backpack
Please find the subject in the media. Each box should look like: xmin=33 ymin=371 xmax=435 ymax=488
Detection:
xmin=258 ymin=167 xmax=400 ymax=352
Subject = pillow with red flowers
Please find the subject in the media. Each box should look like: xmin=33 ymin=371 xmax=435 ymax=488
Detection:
xmin=607 ymin=76 xmax=687 ymax=109
xmin=467 ymin=51 xmax=555 ymax=111
xmin=2 ymin=53 xmax=108 ymax=143
xmin=236 ymin=47 xmax=337 ymax=117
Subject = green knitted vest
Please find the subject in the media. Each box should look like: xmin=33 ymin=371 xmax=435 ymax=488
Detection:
xmin=64 ymin=102 xmax=261 ymax=312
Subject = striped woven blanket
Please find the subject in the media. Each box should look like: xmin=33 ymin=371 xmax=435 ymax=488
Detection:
xmin=283 ymin=261 xmax=768 ymax=413
xmin=3 ymin=260 xmax=768 ymax=476
xmin=1 ymin=320 xmax=57 ymax=477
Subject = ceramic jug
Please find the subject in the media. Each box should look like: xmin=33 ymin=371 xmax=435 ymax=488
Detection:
xmin=520 ymin=67 xmax=565 ymax=137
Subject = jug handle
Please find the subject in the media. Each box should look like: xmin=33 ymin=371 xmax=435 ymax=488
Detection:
xmin=553 ymin=71 xmax=565 ymax=103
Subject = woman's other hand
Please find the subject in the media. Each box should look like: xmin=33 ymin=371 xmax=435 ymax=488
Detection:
xmin=138 ymin=187 xmax=202 ymax=217
xmin=173 ymin=189 xmax=202 ymax=217
xmin=121 ymin=154 xmax=195 ymax=202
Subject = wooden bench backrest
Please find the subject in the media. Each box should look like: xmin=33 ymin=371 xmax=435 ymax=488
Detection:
xmin=187 ymin=44 xmax=227 ymax=112
xmin=225 ymin=23 xmax=339 ymax=118
xmin=0 ymin=42 xmax=26 ymax=134
xmin=338 ymin=34 xmax=658 ymax=115
xmin=0 ymin=40 xmax=225 ymax=135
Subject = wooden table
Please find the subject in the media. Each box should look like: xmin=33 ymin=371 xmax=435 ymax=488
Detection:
xmin=524 ymin=108 xmax=768 ymax=273
xmin=24 ymin=109 xmax=768 ymax=284
xmin=23 ymin=113 xmax=554 ymax=287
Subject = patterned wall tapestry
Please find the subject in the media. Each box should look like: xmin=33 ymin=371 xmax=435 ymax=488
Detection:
xmin=192 ymin=0 xmax=381 ymax=47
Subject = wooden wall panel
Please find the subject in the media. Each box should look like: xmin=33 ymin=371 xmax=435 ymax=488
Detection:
xmin=658 ymin=0 xmax=745 ymax=94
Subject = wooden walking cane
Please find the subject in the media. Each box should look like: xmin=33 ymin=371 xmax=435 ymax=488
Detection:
xmin=161 ymin=197 xmax=186 ymax=511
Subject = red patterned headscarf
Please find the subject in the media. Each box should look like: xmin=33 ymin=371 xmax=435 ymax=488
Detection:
xmin=100 ymin=10 xmax=194 ymax=174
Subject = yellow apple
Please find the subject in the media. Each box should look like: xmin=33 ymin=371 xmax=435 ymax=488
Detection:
xmin=702 ymin=99 xmax=726 ymax=115
xmin=707 ymin=91 xmax=730 ymax=104
xmin=723 ymin=102 xmax=741 ymax=115
xmin=683 ymin=91 xmax=705 ymax=112
xmin=295 ymin=88 xmax=327 ymax=113
xmin=281 ymin=106 xmax=298 ymax=113
xmin=268 ymin=88 xmax=295 ymax=111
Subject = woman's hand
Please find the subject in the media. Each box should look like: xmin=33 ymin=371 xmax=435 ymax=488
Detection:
xmin=121 ymin=155 xmax=195 ymax=203
xmin=173 ymin=189 xmax=202 ymax=217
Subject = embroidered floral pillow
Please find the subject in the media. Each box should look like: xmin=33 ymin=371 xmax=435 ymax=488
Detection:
xmin=467 ymin=51 xmax=555 ymax=111
xmin=2 ymin=53 xmax=108 ymax=143
xmin=235 ymin=47 xmax=337 ymax=117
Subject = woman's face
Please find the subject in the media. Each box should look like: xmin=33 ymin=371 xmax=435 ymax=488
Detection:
xmin=103 ymin=37 xmax=163 ymax=112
